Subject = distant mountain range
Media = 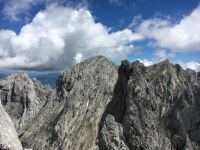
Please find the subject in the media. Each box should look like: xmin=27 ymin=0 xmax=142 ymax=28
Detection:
xmin=0 ymin=73 xmax=6 ymax=79
xmin=0 ymin=71 xmax=60 ymax=87
xmin=29 ymin=72 xmax=60 ymax=87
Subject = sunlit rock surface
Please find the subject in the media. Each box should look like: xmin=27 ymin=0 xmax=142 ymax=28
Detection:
xmin=0 ymin=101 xmax=23 ymax=150
xmin=0 ymin=56 xmax=200 ymax=150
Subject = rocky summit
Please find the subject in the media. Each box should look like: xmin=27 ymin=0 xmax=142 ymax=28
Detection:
xmin=0 ymin=56 xmax=200 ymax=150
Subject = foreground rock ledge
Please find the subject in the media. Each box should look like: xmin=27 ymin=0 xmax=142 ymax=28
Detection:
xmin=0 ymin=100 xmax=23 ymax=150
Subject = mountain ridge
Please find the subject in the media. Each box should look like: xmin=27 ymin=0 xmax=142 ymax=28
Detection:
xmin=0 ymin=56 xmax=200 ymax=150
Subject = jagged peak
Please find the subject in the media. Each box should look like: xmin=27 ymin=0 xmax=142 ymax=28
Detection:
xmin=159 ymin=59 xmax=170 ymax=64
xmin=86 ymin=55 xmax=108 ymax=61
xmin=186 ymin=68 xmax=196 ymax=73
xmin=15 ymin=72 xmax=28 ymax=78
xmin=57 ymin=55 xmax=118 ymax=94
xmin=148 ymin=59 xmax=175 ymax=71
xmin=121 ymin=60 xmax=130 ymax=67
xmin=6 ymin=72 xmax=30 ymax=82
xmin=121 ymin=59 xmax=146 ymax=68
xmin=132 ymin=60 xmax=146 ymax=68
xmin=119 ymin=59 xmax=147 ymax=78
xmin=79 ymin=55 xmax=114 ymax=66
xmin=62 ymin=55 xmax=116 ymax=75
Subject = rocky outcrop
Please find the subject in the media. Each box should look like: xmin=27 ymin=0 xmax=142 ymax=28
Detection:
xmin=0 ymin=72 xmax=55 ymax=134
xmin=54 ymin=56 xmax=118 ymax=150
xmin=0 ymin=56 xmax=200 ymax=150
xmin=98 ymin=59 xmax=200 ymax=150
xmin=0 ymin=100 xmax=23 ymax=150
xmin=12 ymin=56 xmax=118 ymax=150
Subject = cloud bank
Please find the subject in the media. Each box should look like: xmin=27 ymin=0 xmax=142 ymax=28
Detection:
xmin=132 ymin=5 xmax=200 ymax=71
xmin=135 ymin=4 xmax=200 ymax=52
xmin=0 ymin=1 xmax=200 ymax=71
xmin=0 ymin=4 xmax=142 ymax=70
xmin=184 ymin=61 xmax=200 ymax=72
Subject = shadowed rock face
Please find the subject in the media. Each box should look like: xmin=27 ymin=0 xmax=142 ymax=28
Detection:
xmin=0 ymin=56 xmax=200 ymax=150
xmin=98 ymin=59 xmax=200 ymax=150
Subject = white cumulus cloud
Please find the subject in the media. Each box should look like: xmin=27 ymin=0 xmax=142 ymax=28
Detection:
xmin=0 ymin=4 xmax=143 ymax=70
xmin=135 ymin=4 xmax=200 ymax=52
xmin=154 ymin=49 xmax=175 ymax=61
xmin=184 ymin=61 xmax=200 ymax=71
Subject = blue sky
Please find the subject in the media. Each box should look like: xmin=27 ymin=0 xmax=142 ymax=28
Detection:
xmin=0 ymin=0 xmax=199 ymax=71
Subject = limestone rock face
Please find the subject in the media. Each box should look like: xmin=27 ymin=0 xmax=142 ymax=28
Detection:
xmin=0 ymin=72 xmax=54 ymax=134
xmin=0 ymin=100 xmax=23 ymax=150
xmin=13 ymin=56 xmax=118 ymax=150
xmin=0 ymin=56 xmax=200 ymax=150
xmin=98 ymin=59 xmax=200 ymax=150
xmin=54 ymin=56 xmax=118 ymax=150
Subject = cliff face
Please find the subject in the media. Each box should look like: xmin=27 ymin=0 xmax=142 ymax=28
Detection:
xmin=98 ymin=59 xmax=200 ymax=150
xmin=21 ymin=56 xmax=118 ymax=150
xmin=0 ymin=72 xmax=55 ymax=134
xmin=0 ymin=56 xmax=117 ymax=150
xmin=54 ymin=56 xmax=118 ymax=150
xmin=0 ymin=56 xmax=200 ymax=150
xmin=0 ymin=101 xmax=23 ymax=150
